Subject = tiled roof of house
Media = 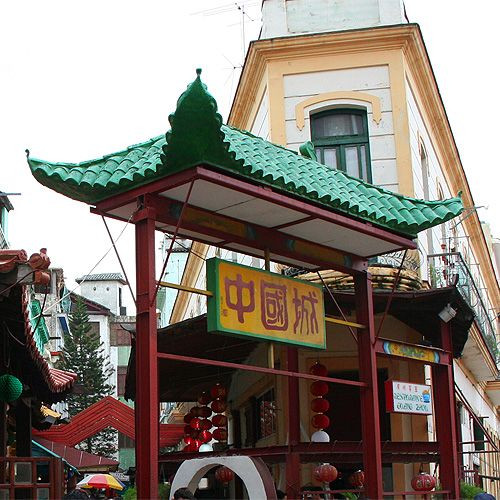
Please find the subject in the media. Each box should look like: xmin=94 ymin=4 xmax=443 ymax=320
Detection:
xmin=27 ymin=70 xmax=463 ymax=238
xmin=75 ymin=272 xmax=126 ymax=284
xmin=0 ymin=249 xmax=77 ymax=402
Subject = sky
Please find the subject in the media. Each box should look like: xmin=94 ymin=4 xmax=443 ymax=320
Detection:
xmin=1 ymin=1 xmax=499 ymax=312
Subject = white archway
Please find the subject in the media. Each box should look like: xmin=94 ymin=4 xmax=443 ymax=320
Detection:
xmin=169 ymin=456 xmax=277 ymax=500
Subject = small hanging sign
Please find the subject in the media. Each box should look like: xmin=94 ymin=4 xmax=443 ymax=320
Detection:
xmin=385 ymin=380 xmax=432 ymax=415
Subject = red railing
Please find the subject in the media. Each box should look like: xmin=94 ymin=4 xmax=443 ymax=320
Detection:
xmin=300 ymin=490 xmax=451 ymax=499
xmin=0 ymin=457 xmax=64 ymax=498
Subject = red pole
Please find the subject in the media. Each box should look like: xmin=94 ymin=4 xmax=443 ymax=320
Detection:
xmin=286 ymin=346 xmax=301 ymax=499
xmin=134 ymin=205 xmax=159 ymax=500
xmin=354 ymin=272 xmax=383 ymax=499
xmin=432 ymin=320 xmax=460 ymax=499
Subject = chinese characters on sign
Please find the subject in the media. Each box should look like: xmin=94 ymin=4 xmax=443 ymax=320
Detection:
xmin=207 ymin=258 xmax=326 ymax=349
xmin=385 ymin=380 xmax=432 ymax=415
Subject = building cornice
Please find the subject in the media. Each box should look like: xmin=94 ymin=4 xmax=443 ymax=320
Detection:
xmin=229 ymin=23 xmax=499 ymax=312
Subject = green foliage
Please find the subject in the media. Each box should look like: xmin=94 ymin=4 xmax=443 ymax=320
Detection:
xmin=460 ymin=481 xmax=484 ymax=499
xmin=57 ymin=296 xmax=116 ymax=457
xmin=122 ymin=484 xmax=170 ymax=500
xmin=342 ymin=493 xmax=358 ymax=500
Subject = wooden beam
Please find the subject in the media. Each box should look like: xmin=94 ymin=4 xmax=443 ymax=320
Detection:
xmin=157 ymin=280 xmax=213 ymax=297
xmin=145 ymin=193 xmax=366 ymax=275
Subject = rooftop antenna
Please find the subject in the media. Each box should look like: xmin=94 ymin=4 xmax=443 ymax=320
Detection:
xmin=192 ymin=1 xmax=259 ymax=66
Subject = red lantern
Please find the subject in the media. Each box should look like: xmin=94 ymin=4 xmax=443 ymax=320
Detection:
xmin=213 ymin=428 xmax=228 ymax=441
xmin=183 ymin=436 xmax=194 ymax=445
xmin=313 ymin=464 xmax=338 ymax=483
xmin=215 ymin=466 xmax=234 ymax=484
xmin=190 ymin=406 xmax=201 ymax=417
xmin=310 ymin=380 xmax=329 ymax=397
xmin=198 ymin=406 xmax=212 ymax=418
xmin=348 ymin=470 xmax=365 ymax=488
xmin=200 ymin=418 xmax=212 ymax=430
xmin=311 ymin=397 xmax=330 ymax=413
xmin=411 ymin=472 xmax=436 ymax=492
xmin=311 ymin=413 xmax=330 ymax=429
xmin=199 ymin=430 xmax=212 ymax=443
xmin=211 ymin=399 xmax=227 ymax=413
xmin=187 ymin=428 xmax=199 ymax=438
xmin=198 ymin=391 xmax=211 ymax=406
xmin=212 ymin=414 xmax=228 ymax=427
xmin=183 ymin=413 xmax=193 ymax=424
xmin=190 ymin=417 xmax=201 ymax=430
xmin=210 ymin=383 xmax=227 ymax=400
xmin=310 ymin=362 xmax=328 ymax=377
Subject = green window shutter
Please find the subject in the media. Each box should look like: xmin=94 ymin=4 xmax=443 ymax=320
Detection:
xmin=311 ymin=108 xmax=372 ymax=183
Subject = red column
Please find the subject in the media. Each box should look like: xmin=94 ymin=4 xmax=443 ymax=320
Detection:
xmin=286 ymin=346 xmax=301 ymax=499
xmin=432 ymin=320 xmax=460 ymax=499
xmin=354 ymin=272 xmax=383 ymax=499
xmin=134 ymin=206 xmax=159 ymax=500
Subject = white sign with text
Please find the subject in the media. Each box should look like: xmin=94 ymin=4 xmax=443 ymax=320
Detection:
xmin=385 ymin=380 xmax=432 ymax=415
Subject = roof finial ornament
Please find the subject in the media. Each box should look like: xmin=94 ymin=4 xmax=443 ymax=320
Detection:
xmin=196 ymin=68 xmax=202 ymax=77
xmin=25 ymin=149 xmax=30 ymax=158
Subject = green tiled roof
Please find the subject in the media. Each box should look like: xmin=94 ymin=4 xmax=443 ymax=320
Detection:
xmin=27 ymin=69 xmax=463 ymax=237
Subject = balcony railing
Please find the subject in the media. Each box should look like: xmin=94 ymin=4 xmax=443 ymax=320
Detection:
xmin=0 ymin=224 xmax=8 ymax=249
xmin=428 ymin=252 xmax=498 ymax=363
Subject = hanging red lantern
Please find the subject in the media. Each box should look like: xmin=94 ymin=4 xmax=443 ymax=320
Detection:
xmin=183 ymin=413 xmax=193 ymax=424
xmin=215 ymin=466 xmax=234 ymax=484
xmin=310 ymin=362 xmax=328 ymax=377
xmin=211 ymin=399 xmax=227 ymax=413
xmin=311 ymin=397 xmax=330 ymax=413
xmin=210 ymin=383 xmax=228 ymax=400
xmin=187 ymin=428 xmax=199 ymax=439
xmin=198 ymin=406 xmax=212 ymax=418
xmin=190 ymin=417 xmax=201 ymax=430
xmin=200 ymin=418 xmax=212 ymax=431
xmin=311 ymin=413 xmax=330 ymax=429
xmin=199 ymin=430 xmax=212 ymax=443
xmin=183 ymin=436 xmax=194 ymax=446
xmin=190 ymin=406 xmax=201 ymax=417
xmin=310 ymin=380 xmax=329 ymax=397
xmin=198 ymin=391 xmax=211 ymax=406
xmin=411 ymin=472 xmax=436 ymax=492
xmin=212 ymin=414 xmax=228 ymax=427
xmin=348 ymin=470 xmax=365 ymax=488
xmin=213 ymin=428 xmax=228 ymax=441
xmin=313 ymin=464 xmax=338 ymax=483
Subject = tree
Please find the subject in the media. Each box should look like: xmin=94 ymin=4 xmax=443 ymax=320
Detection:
xmin=57 ymin=296 xmax=117 ymax=457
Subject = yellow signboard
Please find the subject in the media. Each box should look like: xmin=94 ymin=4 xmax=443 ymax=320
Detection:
xmin=206 ymin=258 xmax=326 ymax=349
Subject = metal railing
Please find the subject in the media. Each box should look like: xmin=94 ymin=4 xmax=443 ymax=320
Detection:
xmin=427 ymin=252 xmax=498 ymax=363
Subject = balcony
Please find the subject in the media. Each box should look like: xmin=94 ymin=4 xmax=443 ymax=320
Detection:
xmin=428 ymin=252 xmax=499 ymax=365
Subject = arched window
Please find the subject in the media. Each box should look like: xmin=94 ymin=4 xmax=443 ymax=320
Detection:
xmin=310 ymin=108 xmax=371 ymax=182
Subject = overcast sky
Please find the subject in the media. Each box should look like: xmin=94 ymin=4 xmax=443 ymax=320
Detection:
xmin=1 ymin=1 xmax=498 ymax=311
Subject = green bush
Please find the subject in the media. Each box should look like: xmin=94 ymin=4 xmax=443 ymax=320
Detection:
xmin=122 ymin=484 xmax=170 ymax=500
xmin=460 ymin=481 xmax=484 ymax=499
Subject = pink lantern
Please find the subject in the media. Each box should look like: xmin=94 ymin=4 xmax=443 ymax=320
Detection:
xmin=313 ymin=464 xmax=338 ymax=483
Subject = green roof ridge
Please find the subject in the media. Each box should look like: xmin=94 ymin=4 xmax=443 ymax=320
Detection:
xmin=26 ymin=69 xmax=463 ymax=237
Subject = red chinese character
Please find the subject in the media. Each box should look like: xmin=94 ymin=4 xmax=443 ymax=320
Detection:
xmin=224 ymin=274 xmax=255 ymax=323
xmin=292 ymin=288 xmax=319 ymax=335
xmin=260 ymin=281 xmax=288 ymax=331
